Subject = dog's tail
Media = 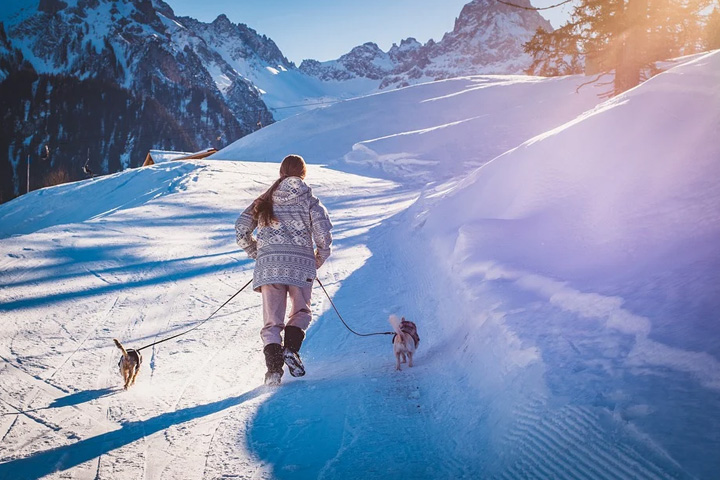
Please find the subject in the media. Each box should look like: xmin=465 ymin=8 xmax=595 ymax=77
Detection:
xmin=113 ymin=338 xmax=128 ymax=358
xmin=388 ymin=315 xmax=403 ymax=336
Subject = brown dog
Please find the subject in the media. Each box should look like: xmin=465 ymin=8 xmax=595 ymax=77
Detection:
xmin=388 ymin=315 xmax=420 ymax=371
xmin=113 ymin=339 xmax=142 ymax=389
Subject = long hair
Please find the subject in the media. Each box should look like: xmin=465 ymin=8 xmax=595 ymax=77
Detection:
xmin=253 ymin=155 xmax=307 ymax=226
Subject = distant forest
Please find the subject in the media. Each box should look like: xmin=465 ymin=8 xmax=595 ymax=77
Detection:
xmin=0 ymin=61 xmax=249 ymax=204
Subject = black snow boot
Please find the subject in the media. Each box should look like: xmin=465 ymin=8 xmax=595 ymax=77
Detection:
xmin=283 ymin=326 xmax=306 ymax=377
xmin=263 ymin=343 xmax=284 ymax=386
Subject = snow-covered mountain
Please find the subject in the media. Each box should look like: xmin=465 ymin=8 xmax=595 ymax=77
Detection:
xmin=1 ymin=0 xmax=278 ymax=120
xmin=0 ymin=0 xmax=284 ymax=202
xmin=299 ymin=0 xmax=551 ymax=88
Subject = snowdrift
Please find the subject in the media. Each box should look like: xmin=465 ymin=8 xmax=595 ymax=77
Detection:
xmin=424 ymin=50 xmax=720 ymax=282
xmin=413 ymin=50 xmax=720 ymax=478
xmin=0 ymin=163 xmax=200 ymax=238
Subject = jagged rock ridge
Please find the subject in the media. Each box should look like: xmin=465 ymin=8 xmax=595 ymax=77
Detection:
xmin=300 ymin=0 xmax=552 ymax=88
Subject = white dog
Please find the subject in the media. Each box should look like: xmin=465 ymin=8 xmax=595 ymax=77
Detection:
xmin=389 ymin=315 xmax=419 ymax=371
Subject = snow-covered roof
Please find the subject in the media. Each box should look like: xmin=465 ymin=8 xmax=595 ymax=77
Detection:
xmin=176 ymin=148 xmax=217 ymax=160
xmin=147 ymin=149 xmax=193 ymax=164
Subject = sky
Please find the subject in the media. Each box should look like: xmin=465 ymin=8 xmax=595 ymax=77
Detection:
xmin=166 ymin=0 xmax=574 ymax=64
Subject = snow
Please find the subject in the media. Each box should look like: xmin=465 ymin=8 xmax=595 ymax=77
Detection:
xmin=1 ymin=51 xmax=719 ymax=479
xmin=213 ymin=74 xmax=604 ymax=184
xmin=208 ymin=41 xmax=382 ymax=120
xmin=205 ymin=61 xmax=232 ymax=95
xmin=157 ymin=12 xmax=186 ymax=32
xmin=147 ymin=150 xmax=193 ymax=164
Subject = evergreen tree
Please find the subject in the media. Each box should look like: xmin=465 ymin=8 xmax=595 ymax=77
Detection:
xmin=524 ymin=25 xmax=583 ymax=76
xmin=524 ymin=0 xmax=715 ymax=94
xmin=707 ymin=7 xmax=720 ymax=49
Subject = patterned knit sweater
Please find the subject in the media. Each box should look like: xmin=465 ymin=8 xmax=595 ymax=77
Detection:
xmin=235 ymin=177 xmax=333 ymax=292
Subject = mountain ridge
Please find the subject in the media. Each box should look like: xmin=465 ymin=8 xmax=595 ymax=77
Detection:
xmin=299 ymin=0 xmax=551 ymax=88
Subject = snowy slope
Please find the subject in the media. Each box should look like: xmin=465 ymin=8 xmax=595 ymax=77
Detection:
xmin=412 ymin=49 xmax=720 ymax=478
xmin=1 ymin=51 xmax=719 ymax=479
xmin=213 ymin=73 xmax=605 ymax=184
xmin=217 ymin=64 xmax=381 ymax=121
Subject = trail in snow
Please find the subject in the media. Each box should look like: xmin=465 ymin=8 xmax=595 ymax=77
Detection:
xmin=0 ymin=161 xmax=415 ymax=479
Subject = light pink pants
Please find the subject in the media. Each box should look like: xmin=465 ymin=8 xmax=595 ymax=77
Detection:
xmin=260 ymin=283 xmax=313 ymax=345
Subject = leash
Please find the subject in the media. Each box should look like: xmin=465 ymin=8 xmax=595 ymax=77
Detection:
xmin=316 ymin=278 xmax=394 ymax=337
xmin=136 ymin=278 xmax=253 ymax=352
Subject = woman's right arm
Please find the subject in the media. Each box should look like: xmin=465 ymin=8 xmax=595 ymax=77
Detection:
xmin=235 ymin=203 xmax=259 ymax=259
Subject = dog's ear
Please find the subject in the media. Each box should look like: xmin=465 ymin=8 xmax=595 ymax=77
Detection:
xmin=401 ymin=317 xmax=406 ymax=322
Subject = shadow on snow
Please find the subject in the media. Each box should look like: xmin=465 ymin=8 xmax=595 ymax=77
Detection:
xmin=0 ymin=387 xmax=266 ymax=480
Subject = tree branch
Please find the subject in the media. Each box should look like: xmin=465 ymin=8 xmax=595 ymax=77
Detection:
xmin=575 ymin=72 xmax=613 ymax=94
xmin=496 ymin=0 xmax=574 ymax=11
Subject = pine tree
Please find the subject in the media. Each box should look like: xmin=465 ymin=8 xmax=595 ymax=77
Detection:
xmin=707 ymin=7 xmax=720 ymax=50
xmin=524 ymin=0 xmax=714 ymax=94
xmin=524 ymin=25 xmax=583 ymax=76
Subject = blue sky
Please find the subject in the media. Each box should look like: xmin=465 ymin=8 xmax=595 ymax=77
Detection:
xmin=166 ymin=0 xmax=574 ymax=64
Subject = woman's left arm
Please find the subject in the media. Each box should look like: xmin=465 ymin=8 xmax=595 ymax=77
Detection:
xmin=309 ymin=197 xmax=333 ymax=268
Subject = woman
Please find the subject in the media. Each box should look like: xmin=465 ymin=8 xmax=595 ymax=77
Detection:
xmin=235 ymin=155 xmax=333 ymax=386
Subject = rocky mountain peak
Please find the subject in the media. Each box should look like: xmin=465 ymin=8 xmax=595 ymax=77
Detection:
xmin=211 ymin=13 xmax=234 ymax=29
xmin=0 ymin=0 xmax=274 ymax=202
xmin=338 ymin=42 xmax=386 ymax=65
xmin=388 ymin=38 xmax=422 ymax=56
xmin=300 ymin=0 xmax=552 ymax=88
xmin=451 ymin=0 xmax=551 ymax=35
xmin=388 ymin=37 xmax=426 ymax=69
xmin=38 ymin=0 xmax=69 ymax=16
xmin=299 ymin=41 xmax=391 ymax=81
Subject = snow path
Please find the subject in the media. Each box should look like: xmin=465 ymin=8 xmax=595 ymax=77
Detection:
xmin=0 ymin=161 xmax=414 ymax=479
xmin=0 ymin=157 xmax=707 ymax=479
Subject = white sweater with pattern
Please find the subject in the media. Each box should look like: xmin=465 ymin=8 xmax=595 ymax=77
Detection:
xmin=235 ymin=177 xmax=333 ymax=292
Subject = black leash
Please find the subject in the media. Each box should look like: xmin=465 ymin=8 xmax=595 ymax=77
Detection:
xmin=316 ymin=278 xmax=394 ymax=337
xmin=136 ymin=278 xmax=253 ymax=352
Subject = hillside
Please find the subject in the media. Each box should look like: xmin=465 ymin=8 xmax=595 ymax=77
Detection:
xmin=1 ymin=51 xmax=719 ymax=479
xmin=213 ymin=73 xmax=604 ymax=183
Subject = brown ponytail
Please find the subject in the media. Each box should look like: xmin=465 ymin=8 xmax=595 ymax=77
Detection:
xmin=253 ymin=155 xmax=307 ymax=226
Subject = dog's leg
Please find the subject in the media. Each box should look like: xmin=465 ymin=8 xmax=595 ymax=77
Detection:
xmin=121 ymin=362 xmax=132 ymax=389
xmin=408 ymin=352 xmax=414 ymax=368
xmin=395 ymin=353 xmax=402 ymax=371
xmin=130 ymin=366 xmax=139 ymax=386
